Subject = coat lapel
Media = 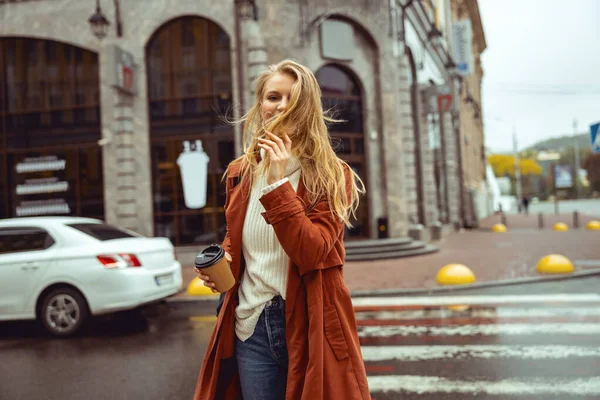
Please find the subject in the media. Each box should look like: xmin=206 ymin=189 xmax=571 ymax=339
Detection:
xmin=285 ymin=174 xmax=306 ymax=320
xmin=226 ymin=165 xmax=251 ymax=278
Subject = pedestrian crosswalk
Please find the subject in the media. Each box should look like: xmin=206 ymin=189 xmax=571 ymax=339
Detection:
xmin=353 ymin=294 xmax=600 ymax=399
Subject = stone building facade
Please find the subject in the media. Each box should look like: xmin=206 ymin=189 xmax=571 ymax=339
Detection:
xmin=448 ymin=0 xmax=489 ymax=224
xmin=0 ymin=0 xmax=486 ymax=249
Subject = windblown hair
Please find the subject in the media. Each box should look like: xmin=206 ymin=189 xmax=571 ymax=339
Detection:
xmin=226 ymin=59 xmax=365 ymax=227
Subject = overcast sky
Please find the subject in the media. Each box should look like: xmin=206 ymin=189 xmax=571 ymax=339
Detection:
xmin=479 ymin=0 xmax=600 ymax=152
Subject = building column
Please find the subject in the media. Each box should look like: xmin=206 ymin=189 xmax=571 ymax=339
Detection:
xmin=398 ymin=58 xmax=419 ymax=225
xmin=419 ymin=88 xmax=439 ymax=226
xmin=380 ymin=55 xmax=409 ymax=238
xmin=441 ymin=110 xmax=461 ymax=225
xmin=99 ymin=44 xmax=153 ymax=236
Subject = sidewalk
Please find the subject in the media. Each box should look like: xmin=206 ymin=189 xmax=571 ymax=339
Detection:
xmin=177 ymin=213 xmax=600 ymax=297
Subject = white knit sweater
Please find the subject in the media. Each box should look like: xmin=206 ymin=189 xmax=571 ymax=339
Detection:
xmin=235 ymin=155 xmax=302 ymax=342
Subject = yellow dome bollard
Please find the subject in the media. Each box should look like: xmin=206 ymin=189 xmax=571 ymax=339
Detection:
xmin=586 ymin=220 xmax=600 ymax=231
xmin=187 ymin=277 xmax=220 ymax=296
xmin=536 ymin=254 xmax=574 ymax=274
xmin=437 ymin=264 xmax=475 ymax=312
xmin=492 ymin=223 xmax=507 ymax=233
xmin=437 ymin=264 xmax=476 ymax=285
xmin=553 ymin=222 xmax=569 ymax=232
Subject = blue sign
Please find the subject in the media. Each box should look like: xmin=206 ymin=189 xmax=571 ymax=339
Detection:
xmin=591 ymin=122 xmax=600 ymax=154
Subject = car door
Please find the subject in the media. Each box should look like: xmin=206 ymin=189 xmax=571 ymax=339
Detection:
xmin=0 ymin=226 xmax=57 ymax=317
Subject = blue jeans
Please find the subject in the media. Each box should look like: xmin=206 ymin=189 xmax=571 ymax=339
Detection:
xmin=236 ymin=296 xmax=288 ymax=400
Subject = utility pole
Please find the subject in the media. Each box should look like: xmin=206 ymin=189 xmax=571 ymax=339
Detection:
xmin=512 ymin=126 xmax=523 ymax=210
xmin=573 ymin=118 xmax=581 ymax=199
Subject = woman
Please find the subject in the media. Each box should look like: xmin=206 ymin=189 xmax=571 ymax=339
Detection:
xmin=194 ymin=59 xmax=371 ymax=400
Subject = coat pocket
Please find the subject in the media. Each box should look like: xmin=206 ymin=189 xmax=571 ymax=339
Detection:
xmin=323 ymin=304 xmax=349 ymax=361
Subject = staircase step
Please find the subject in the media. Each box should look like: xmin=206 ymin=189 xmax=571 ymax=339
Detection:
xmin=345 ymin=240 xmax=427 ymax=255
xmin=344 ymin=237 xmax=412 ymax=249
xmin=346 ymin=244 xmax=439 ymax=262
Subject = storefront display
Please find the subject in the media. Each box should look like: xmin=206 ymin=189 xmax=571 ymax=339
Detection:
xmin=0 ymin=38 xmax=104 ymax=220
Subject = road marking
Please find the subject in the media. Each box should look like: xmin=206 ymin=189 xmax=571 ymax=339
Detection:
xmin=367 ymin=375 xmax=600 ymax=396
xmin=355 ymin=307 xmax=600 ymax=321
xmin=352 ymin=294 xmax=600 ymax=308
xmin=361 ymin=345 xmax=600 ymax=361
xmin=358 ymin=323 xmax=600 ymax=337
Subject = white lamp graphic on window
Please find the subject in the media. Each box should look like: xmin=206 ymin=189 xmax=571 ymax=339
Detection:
xmin=177 ymin=140 xmax=210 ymax=209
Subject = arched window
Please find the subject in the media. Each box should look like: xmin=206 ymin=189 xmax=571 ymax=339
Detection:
xmin=146 ymin=17 xmax=234 ymax=246
xmin=0 ymin=38 xmax=103 ymax=219
xmin=316 ymin=65 xmax=369 ymax=238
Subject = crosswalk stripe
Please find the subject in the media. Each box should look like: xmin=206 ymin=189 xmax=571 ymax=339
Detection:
xmin=358 ymin=323 xmax=600 ymax=337
xmin=367 ymin=375 xmax=600 ymax=396
xmin=361 ymin=345 xmax=600 ymax=361
xmin=355 ymin=307 xmax=600 ymax=321
xmin=352 ymin=293 xmax=600 ymax=308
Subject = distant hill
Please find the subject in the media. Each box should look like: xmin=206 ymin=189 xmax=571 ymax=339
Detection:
xmin=525 ymin=133 xmax=590 ymax=152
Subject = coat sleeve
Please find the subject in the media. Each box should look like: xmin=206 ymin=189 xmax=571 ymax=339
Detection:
xmin=259 ymin=169 xmax=352 ymax=276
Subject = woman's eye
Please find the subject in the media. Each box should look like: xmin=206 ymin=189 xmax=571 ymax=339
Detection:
xmin=267 ymin=96 xmax=279 ymax=101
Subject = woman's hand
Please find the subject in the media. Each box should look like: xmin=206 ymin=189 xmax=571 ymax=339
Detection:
xmin=258 ymin=130 xmax=292 ymax=185
xmin=196 ymin=251 xmax=232 ymax=293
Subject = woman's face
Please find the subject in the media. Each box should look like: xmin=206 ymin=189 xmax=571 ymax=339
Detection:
xmin=260 ymin=72 xmax=296 ymax=122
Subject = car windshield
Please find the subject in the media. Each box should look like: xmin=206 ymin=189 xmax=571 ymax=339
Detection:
xmin=67 ymin=223 xmax=140 ymax=241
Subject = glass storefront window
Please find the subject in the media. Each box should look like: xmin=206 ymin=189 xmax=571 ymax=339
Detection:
xmin=147 ymin=17 xmax=234 ymax=246
xmin=0 ymin=38 xmax=103 ymax=220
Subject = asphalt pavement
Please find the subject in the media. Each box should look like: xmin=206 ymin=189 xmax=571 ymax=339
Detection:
xmin=3 ymin=275 xmax=600 ymax=399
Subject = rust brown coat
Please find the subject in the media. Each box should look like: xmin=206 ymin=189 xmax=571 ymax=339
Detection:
xmin=193 ymin=160 xmax=371 ymax=400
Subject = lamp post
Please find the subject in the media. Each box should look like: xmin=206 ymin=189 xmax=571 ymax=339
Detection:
xmin=88 ymin=0 xmax=110 ymax=39
xmin=395 ymin=0 xmax=415 ymax=45
xmin=235 ymin=0 xmax=258 ymax=21
xmin=88 ymin=0 xmax=123 ymax=39
xmin=573 ymin=118 xmax=581 ymax=199
xmin=427 ymin=25 xmax=443 ymax=47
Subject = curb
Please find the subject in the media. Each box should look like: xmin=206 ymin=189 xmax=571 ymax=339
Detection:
xmin=166 ymin=265 xmax=600 ymax=303
xmin=351 ymin=266 xmax=600 ymax=298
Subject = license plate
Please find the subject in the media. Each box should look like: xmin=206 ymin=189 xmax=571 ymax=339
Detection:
xmin=155 ymin=273 xmax=173 ymax=286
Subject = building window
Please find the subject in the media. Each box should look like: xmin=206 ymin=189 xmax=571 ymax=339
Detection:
xmin=0 ymin=38 xmax=103 ymax=220
xmin=316 ymin=65 xmax=369 ymax=239
xmin=146 ymin=17 xmax=234 ymax=246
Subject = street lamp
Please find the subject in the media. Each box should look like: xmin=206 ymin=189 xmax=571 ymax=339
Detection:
xmin=395 ymin=0 xmax=414 ymax=43
xmin=427 ymin=25 xmax=443 ymax=47
xmin=235 ymin=0 xmax=258 ymax=21
xmin=88 ymin=0 xmax=123 ymax=39
xmin=88 ymin=0 xmax=110 ymax=39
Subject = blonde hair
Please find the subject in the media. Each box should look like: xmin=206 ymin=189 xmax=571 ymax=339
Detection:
xmin=226 ymin=59 xmax=365 ymax=227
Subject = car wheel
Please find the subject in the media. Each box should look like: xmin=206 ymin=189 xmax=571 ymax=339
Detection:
xmin=39 ymin=288 xmax=89 ymax=337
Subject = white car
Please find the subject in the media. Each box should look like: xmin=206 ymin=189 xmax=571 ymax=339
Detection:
xmin=0 ymin=217 xmax=183 ymax=336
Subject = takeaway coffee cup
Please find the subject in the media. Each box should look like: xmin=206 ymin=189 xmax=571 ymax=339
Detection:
xmin=194 ymin=244 xmax=235 ymax=293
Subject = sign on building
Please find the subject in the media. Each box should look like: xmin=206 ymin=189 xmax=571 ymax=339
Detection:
xmin=590 ymin=122 xmax=600 ymax=154
xmin=554 ymin=165 xmax=573 ymax=189
xmin=437 ymin=94 xmax=453 ymax=112
xmin=14 ymin=155 xmax=71 ymax=216
xmin=107 ymin=45 xmax=137 ymax=95
xmin=452 ymin=19 xmax=473 ymax=77
xmin=177 ymin=140 xmax=210 ymax=209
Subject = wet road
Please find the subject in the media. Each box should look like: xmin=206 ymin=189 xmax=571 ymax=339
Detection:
xmin=356 ymin=293 xmax=600 ymax=399
xmin=0 ymin=302 xmax=217 ymax=400
xmin=3 ymin=291 xmax=600 ymax=399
